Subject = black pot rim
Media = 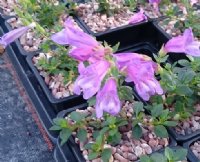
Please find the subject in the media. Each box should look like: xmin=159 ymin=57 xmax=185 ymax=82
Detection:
xmin=26 ymin=52 xmax=83 ymax=104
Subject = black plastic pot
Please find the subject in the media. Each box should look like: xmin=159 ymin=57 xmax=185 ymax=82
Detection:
xmin=70 ymin=1 xmax=150 ymax=37
xmin=26 ymin=52 xmax=86 ymax=112
xmin=54 ymin=104 xmax=177 ymax=162
xmin=183 ymin=136 xmax=200 ymax=162
xmin=168 ymin=127 xmax=200 ymax=143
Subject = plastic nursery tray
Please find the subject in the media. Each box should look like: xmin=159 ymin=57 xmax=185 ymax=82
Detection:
xmin=26 ymin=52 xmax=86 ymax=112
xmin=54 ymin=104 xmax=177 ymax=162
xmin=183 ymin=136 xmax=200 ymax=162
xmin=71 ymin=0 xmax=149 ymax=37
xmin=168 ymin=128 xmax=200 ymax=143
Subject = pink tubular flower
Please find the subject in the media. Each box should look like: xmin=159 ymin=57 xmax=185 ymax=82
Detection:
xmin=0 ymin=23 xmax=35 ymax=48
xmin=129 ymin=9 xmax=147 ymax=25
xmin=73 ymin=60 xmax=110 ymax=99
xmin=51 ymin=18 xmax=105 ymax=62
xmin=125 ymin=62 xmax=163 ymax=101
xmin=164 ymin=28 xmax=200 ymax=57
xmin=113 ymin=52 xmax=152 ymax=70
xmin=95 ymin=78 xmax=120 ymax=118
xmin=114 ymin=53 xmax=162 ymax=101
xmin=149 ymin=0 xmax=161 ymax=3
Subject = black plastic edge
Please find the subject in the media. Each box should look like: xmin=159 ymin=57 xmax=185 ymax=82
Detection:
xmin=168 ymin=127 xmax=200 ymax=143
xmin=183 ymin=136 xmax=200 ymax=162
xmin=26 ymin=52 xmax=86 ymax=112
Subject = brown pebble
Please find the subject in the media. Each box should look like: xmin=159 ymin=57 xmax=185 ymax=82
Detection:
xmin=114 ymin=153 xmax=129 ymax=162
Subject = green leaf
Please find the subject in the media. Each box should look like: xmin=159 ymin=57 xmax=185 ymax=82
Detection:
xmin=77 ymin=128 xmax=87 ymax=142
xmin=109 ymin=128 xmax=118 ymax=136
xmin=101 ymin=148 xmax=112 ymax=162
xmin=108 ymin=131 xmax=121 ymax=145
xmin=150 ymin=153 xmax=167 ymax=162
xmin=117 ymin=120 xmax=128 ymax=127
xmin=49 ymin=125 xmax=62 ymax=131
xmin=84 ymin=143 xmax=94 ymax=149
xmin=176 ymin=85 xmax=193 ymax=96
xmin=163 ymin=121 xmax=177 ymax=127
xmin=119 ymin=86 xmax=134 ymax=101
xmin=151 ymin=104 xmax=163 ymax=117
xmin=88 ymin=152 xmax=99 ymax=160
xmin=132 ymin=124 xmax=142 ymax=139
xmin=134 ymin=102 xmax=144 ymax=116
xmin=60 ymin=128 xmax=72 ymax=145
xmin=53 ymin=118 xmax=67 ymax=127
xmin=154 ymin=125 xmax=168 ymax=138
xmin=70 ymin=111 xmax=86 ymax=122
xmin=140 ymin=155 xmax=152 ymax=162
xmin=112 ymin=42 xmax=120 ymax=53
xmin=172 ymin=148 xmax=187 ymax=161
xmin=87 ymin=96 xmax=96 ymax=106
xmin=164 ymin=147 xmax=174 ymax=160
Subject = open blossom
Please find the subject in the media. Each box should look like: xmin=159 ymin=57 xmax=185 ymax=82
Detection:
xmin=164 ymin=28 xmax=200 ymax=57
xmin=95 ymin=78 xmax=120 ymax=118
xmin=113 ymin=52 xmax=153 ymax=70
xmin=149 ymin=0 xmax=161 ymax=3
xmin=125 ymin=62 xmax=163 ymax=101
xmin=51 ymin=18 xmax=105 ymax=62
xmin=129 ymin=9 xmax=147 ymax=25
xmin=0 ymin=23 xmax=35 ymax=48
xmin=74 ymin=60 xmax=110 ymax=99
xmin=114 ymin=53 xmax=162 ymax=101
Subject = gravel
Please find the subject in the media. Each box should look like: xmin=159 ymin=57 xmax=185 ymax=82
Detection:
xmin=33 ymin=53 xmax=74 ymax=99
xmin=175 ymin=104 xmax=200 ymax=135
xmin=65 ymin=101 xmax=170 ymax=162
xmin=190 ymin=140 xmax=200 ymax=159
xmin=76 ymin=0 xmax=137 ymax=33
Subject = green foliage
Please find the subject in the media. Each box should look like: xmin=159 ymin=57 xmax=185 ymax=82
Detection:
xmin=140 ymin=147 xmax=187 ymax=162
xmin=16 ymin=0 xmax=66 ymax=29
xmin=124 ymin=0 xmax=137 ymax=11
xmin=97 ymin=0 xmax=116 ymax=16
xmin=37 ymin=46 xmax=78 ymax=84
xmin=118 ymin=86 xmax=134 ymax=102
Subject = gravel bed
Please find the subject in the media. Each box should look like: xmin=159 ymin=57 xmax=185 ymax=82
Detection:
xmin=175 ymin=105 xmax=200 ymax=135
xmin=0 ymin=0 xmax=17 ymax=16
xmin=76 ymin=0 xmax=137 ymax=33
xmin=66 ymin=101 xmax=170 ymax=162
xmin=33 ymin=53 xmax=74 ymax=99
xmin=190 ymin=140 xmax=200 ymax=159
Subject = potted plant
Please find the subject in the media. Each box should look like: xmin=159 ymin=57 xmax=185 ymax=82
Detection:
xmin=66 ymin=0 xmax=148 ymax=38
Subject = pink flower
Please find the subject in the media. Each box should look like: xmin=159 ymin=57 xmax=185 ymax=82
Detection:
xmin=0 ymin=23 xmax=35 ymax=48
xmin=74 ymin=61 xmax=110 ymax=99
xmin=164 ymin=28 xmax=200 ymax=57
xmin=51 ymin=18 xmax=105 ymax=62
xmin=113 ymin=52 xmax=152 ymax=70
xmin=95 ymin=78 xmax=120 ymax=118
xmin=149 ymin=0 xmax=161 ymax=3
xmin=129 ymin=9 xmax=147 ymax=25
xmin=125 ymin=62 xmax=163 ymax=101
xmin=114 ymin=53 xmax=162 ymax=101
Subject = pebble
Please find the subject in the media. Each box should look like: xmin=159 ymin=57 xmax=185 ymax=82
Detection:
xmin=141 ymin=143 xmax=152 ymax=154
xmin=114 ymin=153 xmax=128 ymax=162
xmin=134 ymin=146 xmax=143 ymax=157
xmin=127 ymin=153 xmax=137 ymax=161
